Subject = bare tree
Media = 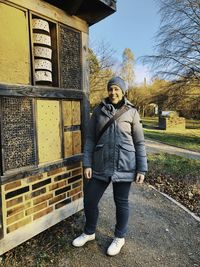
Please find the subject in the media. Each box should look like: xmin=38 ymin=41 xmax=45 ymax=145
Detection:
xmin=89 ymin=40 xmax=116 ymax=92
xmin=120 ymin=48 xmax=135 ymax=88
xmin=146 ymin=0 xmax=200 ymax=87
xmin=88 ymin=40 xmax=116 ymax=107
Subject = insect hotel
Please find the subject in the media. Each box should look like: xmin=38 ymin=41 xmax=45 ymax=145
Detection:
xmin=0 ymin=0 xmax=116 ymax=254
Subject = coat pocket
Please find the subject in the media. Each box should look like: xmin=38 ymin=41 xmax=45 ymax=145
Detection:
xmin=117 ymin=144 xmax=136 ymax=172
xmin=93 ymin=144 xmax=105 ymax=172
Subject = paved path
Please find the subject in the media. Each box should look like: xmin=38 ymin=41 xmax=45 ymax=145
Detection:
xmin=145 ymin=139 xmax=200 ymax=160
xmin=65 ymin=184 xmax=200 ymax=267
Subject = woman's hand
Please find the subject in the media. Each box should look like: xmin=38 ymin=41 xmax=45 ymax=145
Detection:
xmin=135 ymin=173 xmax=145 ymax=184
xmin=84 ymin=167 xmax=92 ymax=179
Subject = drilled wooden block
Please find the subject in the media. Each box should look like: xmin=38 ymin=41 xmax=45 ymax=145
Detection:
xmin=7 ymin=217 xmax=32 ymax=233
xmin=33 ymin=207 xmax=53 ymax=220
xmin=0 ymin=3 xmax=30 ymax=84
xmin=72 ymin=131 xmax=81 ymax=155
xmin=72 ymin=101 xmax=81 ymax=125
xmin=37 ymin=100 xmax=61 ymax=164
xmin=62 ymin=101 xmax=72 ymax=126
xmin=64 ymin=132 xmax=73 ymax=157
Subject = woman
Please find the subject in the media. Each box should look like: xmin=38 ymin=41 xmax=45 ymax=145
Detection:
xmin=72 ymin=77 xmax=148 ymax=256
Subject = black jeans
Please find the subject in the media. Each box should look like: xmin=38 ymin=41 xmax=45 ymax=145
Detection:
xmin=83 ymin=178 xmax=132 ymax=238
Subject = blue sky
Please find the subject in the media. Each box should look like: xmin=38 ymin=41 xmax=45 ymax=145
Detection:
xmin=89 ymin=0 xmax=160 ymax=83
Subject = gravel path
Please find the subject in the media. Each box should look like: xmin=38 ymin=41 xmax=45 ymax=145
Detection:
xmin=63 ymin=184 xmax=200 ymax=267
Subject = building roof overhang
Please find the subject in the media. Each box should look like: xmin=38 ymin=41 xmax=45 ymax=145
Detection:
xmin=43 ymin=0 xmax=117 ymax=25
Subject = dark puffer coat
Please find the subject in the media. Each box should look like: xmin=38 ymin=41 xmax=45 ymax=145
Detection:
xmin=83 ymin=98 xmax=148 ymax=182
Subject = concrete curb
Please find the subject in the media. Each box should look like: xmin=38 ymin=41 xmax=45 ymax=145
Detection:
xmin=149 ymin=185 xmax=200 ymax=223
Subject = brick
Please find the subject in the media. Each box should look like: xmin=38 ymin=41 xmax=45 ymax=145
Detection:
xmin=7 ymin=202 xmax=31 ymax=217
xmin=72 ymin=192 xmax=83 ymax=201
xmin=7 ymin=211 xmax=24 ymax=225
xmin=32 ymin=178 xmax=51 ymax=190
xmin=54 ymin=172 xmax=70 ymax=182
xmin=72 ymin=168 xmax=82 ymax=176
xmin=6 ymin=196 xmax=23 ymax=208
xmin=5 ymin=186 xmax=29 ymax=200
xmin=26 ymin=174 xmax=43 ymax=184
xmin=7 ymin=217 xmax=32 ymax=233
xmin=72 ymin=181 xmax=82 ymax=189
xmin=33 ymin=193 xmax=53 ymax=205
xmin=25 ymin=202 xmax=47 ymax=216
xmin=47 ymin=167 xmax=66 ymax=176
xmin=25 ymin=188 xmax=46 ymax=200
xmin=4 ymin=181 xmax=21 ymax=191
xmin=55 ymin=185 xmax=71 ymax=196
xmin=66 ymin=162 xmax=81 ymax=170
xmin=55 ymin=198 xmax=71 ymax=209
xmin=33 ymin=207 xmax=53 ymax=220
xmin=68 ymin=186 xmax=82 ymax=197
xmin=49 ymin=193 xmax=66 ymax=205
xmin=49 ymin=181 xmax=66 ymax=191
xmin=68 ymin=175 xmax=82 ymax=184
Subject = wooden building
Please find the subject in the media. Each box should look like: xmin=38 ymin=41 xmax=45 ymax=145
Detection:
xmin=0 ymin=0 xmax=116 ymax=255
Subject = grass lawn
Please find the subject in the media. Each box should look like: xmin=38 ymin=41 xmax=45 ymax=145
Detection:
xmin=142 ymin=117 xmax=200 ymax=152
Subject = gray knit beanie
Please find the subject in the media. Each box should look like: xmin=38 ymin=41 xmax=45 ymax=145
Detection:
xmin=107 ymin=77 xmax=127 ymax=94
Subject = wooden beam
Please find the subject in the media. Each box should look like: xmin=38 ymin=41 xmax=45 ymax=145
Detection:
xmin=0 ymin=83 xmax=84 ymax=99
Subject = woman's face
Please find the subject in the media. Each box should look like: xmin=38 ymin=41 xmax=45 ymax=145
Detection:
xmin=108 ymin=85 xmax=123 ymax=104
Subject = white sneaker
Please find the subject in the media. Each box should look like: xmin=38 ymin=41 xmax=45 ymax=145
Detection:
xmin=107 ymin=237 xmax=125 ymax=256
xmin=72 ymin=233 xmax=95 ymax=247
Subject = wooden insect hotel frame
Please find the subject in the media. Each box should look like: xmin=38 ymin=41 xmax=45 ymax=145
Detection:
xmin=0 ymin=0 xmax=116 ymax=254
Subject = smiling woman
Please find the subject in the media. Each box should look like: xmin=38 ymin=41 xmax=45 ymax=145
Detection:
xmin=72 ymin=76 xmax=148 ymax=256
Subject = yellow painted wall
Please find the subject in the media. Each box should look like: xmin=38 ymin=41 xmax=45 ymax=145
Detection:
xmin=36 ymin=100 xmax=61 ymax=164
xmin=0 ymin=3 xmax=30 ymax=84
